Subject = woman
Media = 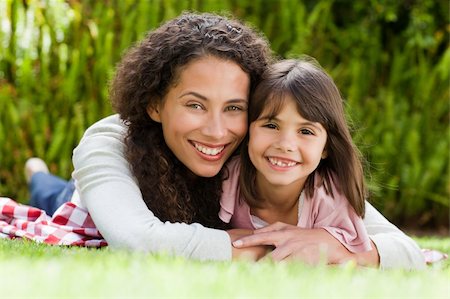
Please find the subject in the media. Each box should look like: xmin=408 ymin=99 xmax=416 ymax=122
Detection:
xmin=29 ymin=12 xmax=425 ymax=268
xmin=70 ymin=12 xmax=270 ymax=260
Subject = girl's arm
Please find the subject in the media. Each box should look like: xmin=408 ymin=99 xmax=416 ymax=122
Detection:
xmin=233 ymin=201 xmax=426 ymax=269
xmin=228 ymin=229 xmax=271 ymax=260
xmin=231 ymin=223 xmax=363 ymax=265
xmin=72 ymin=114 xmax=233 ymax=261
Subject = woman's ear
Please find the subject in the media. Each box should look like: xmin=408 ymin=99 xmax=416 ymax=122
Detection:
xmin=147 ymin=104 xmax=161 ymax=123
xmin=321 ymin=149 xmax=328 ymax=159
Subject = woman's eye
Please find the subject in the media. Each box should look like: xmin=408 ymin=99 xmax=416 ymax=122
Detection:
xmin=187 ymin=103 xmax=203 ymax=110
xmin=300 ymin=129 xmax=314 ymax=135
xmin=225 ymin=105 xmax=243 ymax=112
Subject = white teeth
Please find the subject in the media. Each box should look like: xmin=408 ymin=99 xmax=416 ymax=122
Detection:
xmin=194 ymin=143 xmax=224 ymax=156
xmin=268 ymin=157 xmax=297 ymax=167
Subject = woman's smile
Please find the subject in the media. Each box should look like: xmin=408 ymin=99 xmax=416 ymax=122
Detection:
xmin=147 ymin=56 xmax=250 ymax=177
xmin=191 ymin=141 xmax=228 ymax=161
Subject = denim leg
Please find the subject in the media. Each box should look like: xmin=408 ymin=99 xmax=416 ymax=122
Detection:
xmin=29 ymin=172 xmax=75 ymax=216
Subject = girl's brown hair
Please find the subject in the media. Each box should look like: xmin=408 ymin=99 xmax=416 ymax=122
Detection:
xmin=239 ymin=58 xmax=367 ymax=217
xmin=110 ymin=12 xmax=271 ymax=227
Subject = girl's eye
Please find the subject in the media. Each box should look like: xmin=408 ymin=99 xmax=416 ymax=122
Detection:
xmin=300 ymin=128 xmax=314 ymax=135
xmin=263 ymin=123 xmax=278 ymax=130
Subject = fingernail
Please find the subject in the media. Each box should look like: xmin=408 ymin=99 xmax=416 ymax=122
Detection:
xmin=233 ymin=240 xmax=243 ymax=247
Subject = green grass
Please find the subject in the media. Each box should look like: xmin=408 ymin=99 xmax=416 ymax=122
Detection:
xmin=0 ymin=237 xmax=448 ymax=298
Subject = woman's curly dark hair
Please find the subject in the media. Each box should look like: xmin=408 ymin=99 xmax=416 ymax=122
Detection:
xmin=110 ymin=12 xmax=272 ymax=228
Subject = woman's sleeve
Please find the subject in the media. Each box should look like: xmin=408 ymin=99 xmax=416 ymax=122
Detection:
xmin=364 ymin=201 xmax=426 ymax=269
xmin=72 ymin=114 xmax=232 ymax=261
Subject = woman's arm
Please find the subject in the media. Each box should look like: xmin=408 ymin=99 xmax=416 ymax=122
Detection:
xmin=363 ymin=201 xmax=426 ymax=269
xmin=72 ymin=115 xmax=232 ymax=261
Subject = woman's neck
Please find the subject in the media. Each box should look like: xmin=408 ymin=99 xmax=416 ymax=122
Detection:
xmin=251 ymin=175 xmax=305 ymax=226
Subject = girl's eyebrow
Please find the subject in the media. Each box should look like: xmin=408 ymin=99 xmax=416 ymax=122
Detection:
xmin=301 ymin=121 xmax=324 ymax=132
xmin=180 ymin=91 xmax=248 ymax=103
xmin=258 ymin=115 xmax=324 ymax=132
xmin=257 ymin=114 xmax=277 ymax=121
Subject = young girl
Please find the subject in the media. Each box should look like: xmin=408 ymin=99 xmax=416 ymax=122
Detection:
xmin=220 ymin=58 xmax=372 ymax=256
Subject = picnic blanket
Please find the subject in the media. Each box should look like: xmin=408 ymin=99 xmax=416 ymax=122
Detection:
xmin=0 ymin=197 xmax=106 ymax=247
xmin=0 ymin=196 xmax=447 ymax=265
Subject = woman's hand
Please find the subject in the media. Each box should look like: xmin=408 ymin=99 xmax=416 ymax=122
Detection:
xmin=227 ymin=229 xmax=272 ymax=261
xmin=232 ymin=222 xmax=380 ymax=267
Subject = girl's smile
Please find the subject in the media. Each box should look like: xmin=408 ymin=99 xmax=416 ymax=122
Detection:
xmin=248 ymin=95 xmax=327 ymax=190
xmin=266 ymin=156 xmax=300 ymax=169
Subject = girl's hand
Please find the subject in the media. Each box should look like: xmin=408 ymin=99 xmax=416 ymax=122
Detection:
xmin=232 ymin=222 xmax=380 ymax=267
xmin=227 ymin=229 xmax=272 ymax=261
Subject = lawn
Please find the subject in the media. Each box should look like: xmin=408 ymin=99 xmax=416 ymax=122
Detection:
xmin=0 ymin=237 xmax=448 ymax=298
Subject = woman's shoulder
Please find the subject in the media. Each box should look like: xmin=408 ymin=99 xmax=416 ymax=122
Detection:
xmin=73 ymin=114 xmax=128 ymax=160
xmin=83 ymin=114 xmax=128 ymax=136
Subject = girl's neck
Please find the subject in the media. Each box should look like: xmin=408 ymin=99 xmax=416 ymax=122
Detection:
xmin=251 ymin=175 xmax=305 ymax=226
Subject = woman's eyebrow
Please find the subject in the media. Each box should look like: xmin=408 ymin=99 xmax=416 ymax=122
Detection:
xmin=227 ymin=99 xmax=249 ymax=105
xmin=180 ymin=91 xmax=207 ymax=100
xmin=180 ymin=92 xmax=248 ymax=103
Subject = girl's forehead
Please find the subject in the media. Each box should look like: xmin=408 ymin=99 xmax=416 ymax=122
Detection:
xmin=257 ymin=94 xmax=321 ymax=125
xmin=257 ymin=93 xmax=294 ymax=117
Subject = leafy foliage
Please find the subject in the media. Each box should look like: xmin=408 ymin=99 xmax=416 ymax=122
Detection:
xmin=0 ymin=0 xmax=448 ymax=228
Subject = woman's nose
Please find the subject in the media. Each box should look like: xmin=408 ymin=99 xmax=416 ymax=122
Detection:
xmin=201 ymin=113 xmax=226 ymax=139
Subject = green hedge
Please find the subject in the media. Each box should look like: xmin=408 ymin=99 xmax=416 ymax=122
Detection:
xmin=0 ymin=0 xmax=448 ymax=229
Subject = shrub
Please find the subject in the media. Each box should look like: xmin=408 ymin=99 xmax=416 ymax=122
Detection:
xmin=0 ymin=0 xmax=447 ymax=228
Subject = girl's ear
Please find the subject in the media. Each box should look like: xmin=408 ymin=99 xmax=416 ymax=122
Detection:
xmin=321 ymin=149 xmax=328 ymax=159
xmin=147 ymin=104 xmax=161 ymax=123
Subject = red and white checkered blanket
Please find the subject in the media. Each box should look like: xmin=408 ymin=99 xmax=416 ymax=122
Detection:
xmin=0 ymin=197 xmax=106 ymax=247
xmin=0 ymin=197 xmax=447 ymax=265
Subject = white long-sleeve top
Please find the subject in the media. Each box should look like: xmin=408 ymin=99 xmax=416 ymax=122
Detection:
xmin=72 ymin=114 xmax=426 ymax=269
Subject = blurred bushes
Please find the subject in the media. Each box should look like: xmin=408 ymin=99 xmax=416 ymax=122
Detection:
xmin=0 ymin=0 xmax=448 ymax=229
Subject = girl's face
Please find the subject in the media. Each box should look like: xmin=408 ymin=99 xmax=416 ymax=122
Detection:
xmin=248 ymin=96 xmax=328 ymax=190
xmin=148 ymin=56 xmax=250 ymax=177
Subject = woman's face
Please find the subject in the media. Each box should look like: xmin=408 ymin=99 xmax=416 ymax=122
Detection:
xmin=148 ymin=56 xmax=250 ymax=177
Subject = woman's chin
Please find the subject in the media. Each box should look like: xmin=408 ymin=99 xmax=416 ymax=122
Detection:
xmin=190 ymin=164 xmax=224 ymax=178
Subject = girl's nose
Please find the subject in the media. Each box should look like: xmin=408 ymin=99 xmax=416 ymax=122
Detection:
xmin=274 ymin=132 xmax=296 ymax=153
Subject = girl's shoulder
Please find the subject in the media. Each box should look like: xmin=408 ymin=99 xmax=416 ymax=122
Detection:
xmin=219 ymin=156 xmax=241 ymax=223
xmin=311 ymin=171 xmax=346 ymax=207
xmin=312 ymin=170 xmax=339 ymax=190
xmin=224 ymin=155 xmax=241 ymax=174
